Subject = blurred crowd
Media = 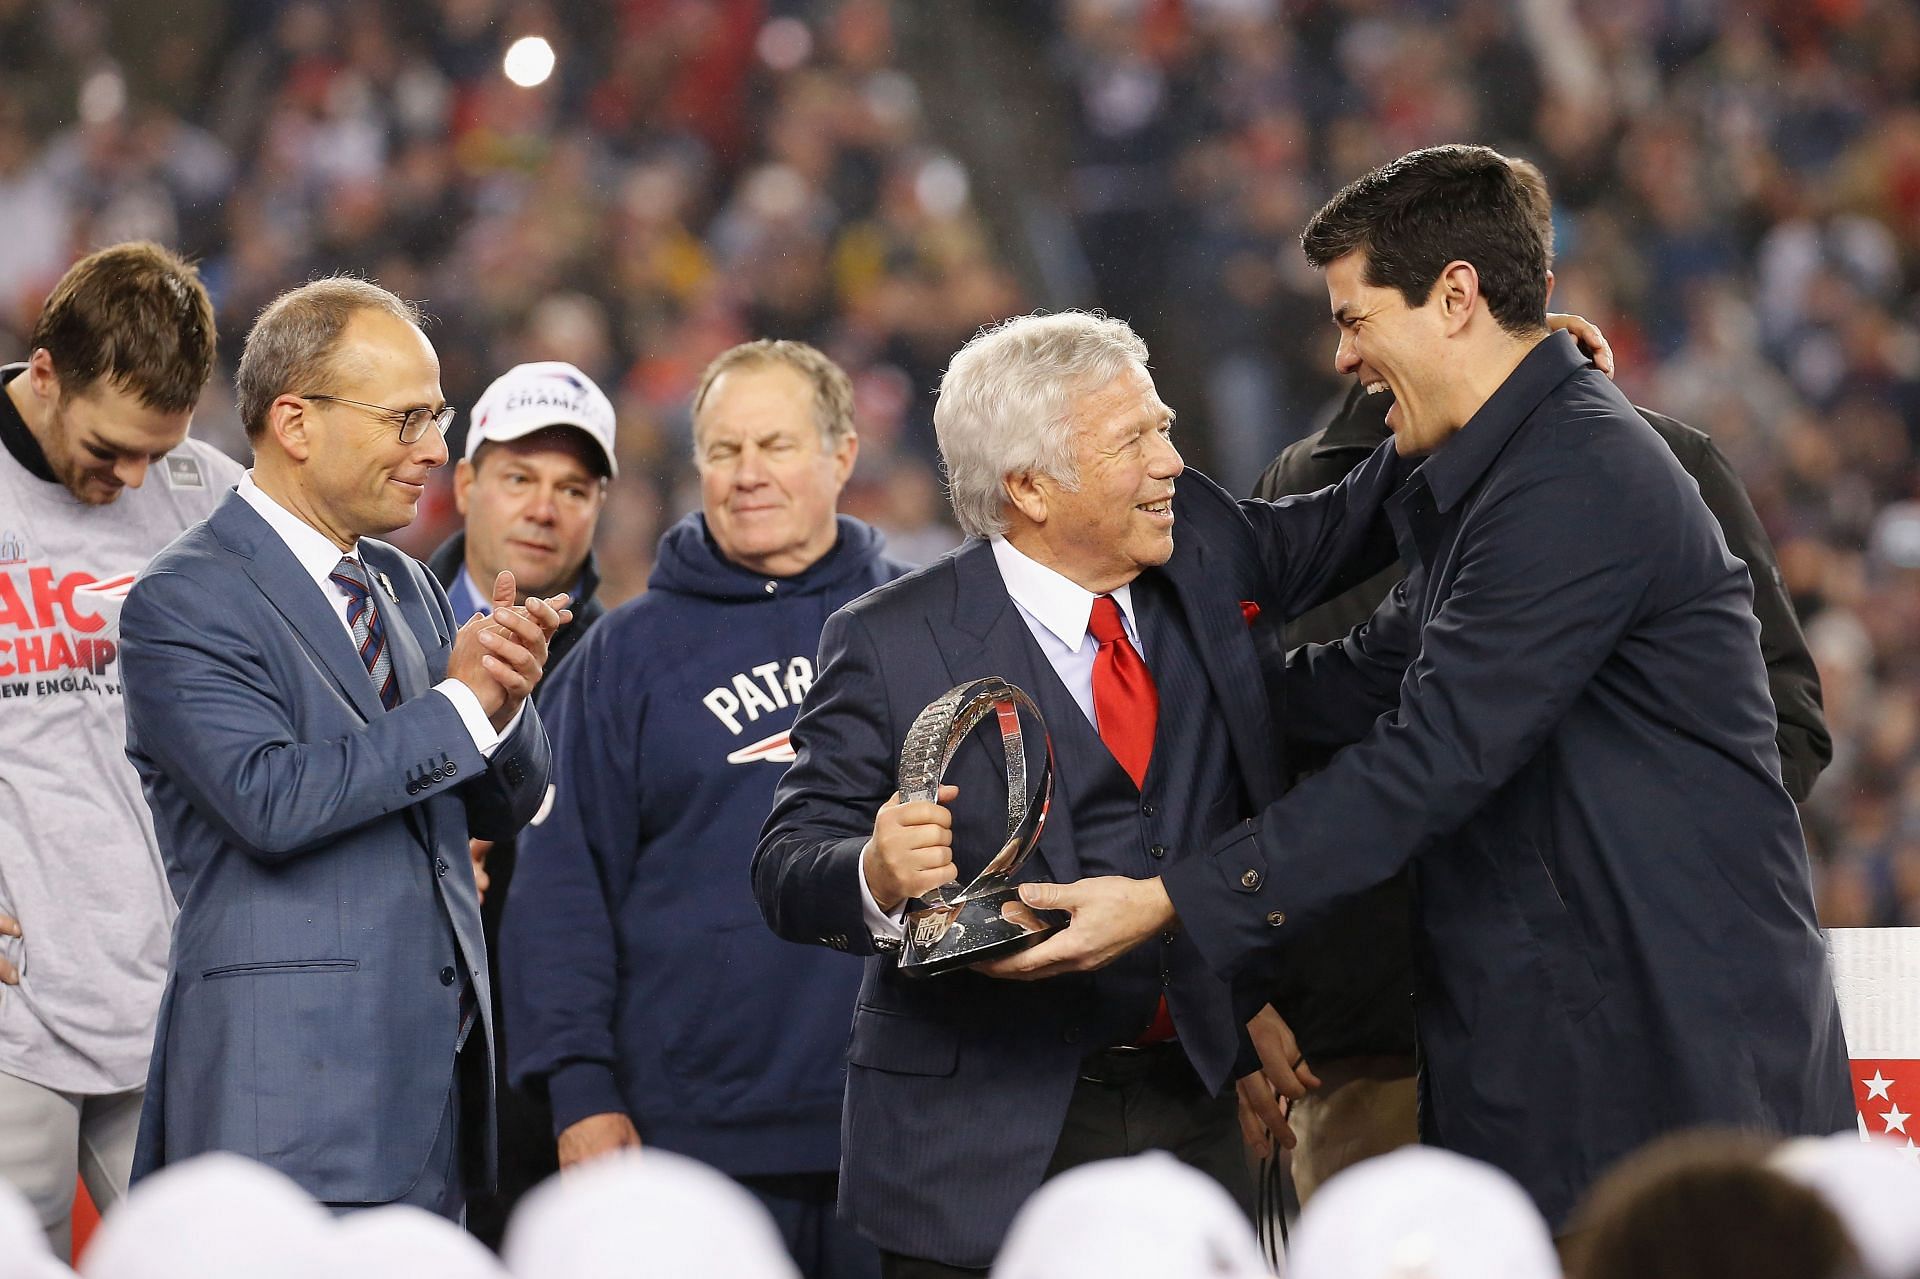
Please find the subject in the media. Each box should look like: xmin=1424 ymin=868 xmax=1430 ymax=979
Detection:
xmin=0 ymin=0 xmax=1004 ymax=605
xmin=3 ymin=0 xmax=1919 ymax=922
xmin=1039 ymin=0 xmax=1920 ymax=925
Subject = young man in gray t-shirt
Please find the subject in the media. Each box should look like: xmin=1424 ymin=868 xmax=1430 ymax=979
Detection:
xmin=0 ymin=243 xmax=239 ymax=1258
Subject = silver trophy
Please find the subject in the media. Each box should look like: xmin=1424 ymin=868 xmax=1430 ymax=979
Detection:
xmin=896 ymin=677 xmax=1060 ymax=976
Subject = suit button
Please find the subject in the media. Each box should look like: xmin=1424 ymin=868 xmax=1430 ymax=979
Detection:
xmin=1241 ymin=870 xmax=1261 ymax=889
xmin=406 ymin=782 xmax=420 ymax=795
xmin=440 ymin=966 xmax=456 ymax=985
xmin=1149 ymin=844 xmax=1166 ymax=859
xmin=1266 ymin=911 xmax=1286 ymax=928
xmin=429 ymin=768 xmax=445 ymax=783
xmin=1140 ymin=802 xmax=1155 ymax=817
xmin=435 ymin=857 xmax=449 ymax=877
xmin=445 ymin=761 xmax=459 ymax=777
xmin=1062 ymin=1026 xmax=1081 ymax=1045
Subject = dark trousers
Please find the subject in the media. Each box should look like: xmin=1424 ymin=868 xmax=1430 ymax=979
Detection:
xmin=467 ymin=837 xmax=559 ymax=1250
xmin=740 ymin=1171 xmax=881 ymax=1279
xmin=879 ymin=1042 xmax=1252 ymax=1278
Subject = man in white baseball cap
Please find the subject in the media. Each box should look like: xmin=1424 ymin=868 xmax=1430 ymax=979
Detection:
xmin=426 ymin=359 xmax=618 ymax=1250
xmin=435 ymin=360 xmax=616 ymax=626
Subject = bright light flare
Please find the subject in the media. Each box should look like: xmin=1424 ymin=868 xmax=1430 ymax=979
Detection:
xmin=504 ymin=36 xmax=556 ymax=88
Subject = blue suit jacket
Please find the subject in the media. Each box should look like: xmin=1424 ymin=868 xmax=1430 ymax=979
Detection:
xmin=121 ymin=493 xmax=551 ymax=1204
xmin=752 ymin=458 xmax=1403 ymax=1266
xmin=1166 ymin=335 xmax=1854 ymax=1227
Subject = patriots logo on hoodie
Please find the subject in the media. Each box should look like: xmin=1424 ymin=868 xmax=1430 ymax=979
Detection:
xmin=726 ymin=731 xmax=797 ymax=765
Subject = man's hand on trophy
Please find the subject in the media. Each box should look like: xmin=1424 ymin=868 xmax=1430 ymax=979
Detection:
xmin=974 ymin=876 xmax=1175 ymax=979
xmin=863 ymin=786 xmax=961 ymax=913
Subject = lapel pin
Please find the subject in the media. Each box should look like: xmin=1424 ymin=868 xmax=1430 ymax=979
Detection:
xmin=376 ymin=571 xmax=397 ymax=601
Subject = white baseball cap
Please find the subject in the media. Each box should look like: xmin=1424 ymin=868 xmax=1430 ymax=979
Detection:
xmin=333 ymin=1205 xmax=507 ymax=1279
xmin=465 ymin=361 xmax=618 ymax=478
xmin=80 ymin=1152 xmax=335 ymax=1279
xmin=992 ymin=1151 xmax=1270 ymax=1279
xmin=1288 ymin=1146 xmax=1560 ymax=1279
xmin=1773 ymin=1132 xmax=1920 ymax=1279
xmin=503 ymin=1149 xmax=798 ymax=1279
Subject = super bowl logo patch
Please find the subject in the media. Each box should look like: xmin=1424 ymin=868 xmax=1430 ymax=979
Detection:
xmin=0 ymin=530 xmax=24 ymax=566
xmin=164 ymin=455 xmax=205 ymax=489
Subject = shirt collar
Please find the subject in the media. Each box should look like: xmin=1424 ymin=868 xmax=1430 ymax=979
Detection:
xmin=1419 ymin=330 xmax=1590 ymax=514
xmin=236 ymin=471 xmax=359 ymax=592
xmin=989 ymin=536 xmax=1138 ymax=653
xmin=449 ymin=563 xmax=487 ymax=622
xmin=0 ymin=364 xmax=58 ymax=485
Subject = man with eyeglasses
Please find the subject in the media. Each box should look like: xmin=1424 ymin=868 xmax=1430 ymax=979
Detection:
xmin=425 ymin=361 xmax=616 ymax=1247
xmin=118 ymin=277 xmax=561 ymax=1221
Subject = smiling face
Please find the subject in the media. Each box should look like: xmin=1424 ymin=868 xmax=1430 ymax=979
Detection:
xmin=1012 ymin=362 xmax=1184 ymax=593
xmin=694 ymin=361 xmax=855 ymax=577
xmin=298 ymin=309 xmax=449 ymax=543
xmin=1325 ymin=249 xmax=1455 ymax=455
xmin=454 ymin=429 xmax=607 ymax=601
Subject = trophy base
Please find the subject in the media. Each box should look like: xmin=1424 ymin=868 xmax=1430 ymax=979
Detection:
xmin=899 ymin=883 xmax=1065 ymax=977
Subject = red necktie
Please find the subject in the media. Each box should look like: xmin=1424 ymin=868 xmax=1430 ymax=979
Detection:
xmin=1089 ymin=594 xmax=1157 ymax=788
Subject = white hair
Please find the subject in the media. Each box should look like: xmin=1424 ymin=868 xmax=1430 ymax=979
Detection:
xmin=934 ymin=311 xmax=1150 ymax=539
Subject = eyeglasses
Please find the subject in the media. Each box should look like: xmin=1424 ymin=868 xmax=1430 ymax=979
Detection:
xmin=299 ymin=394 xmax=456 ymax=445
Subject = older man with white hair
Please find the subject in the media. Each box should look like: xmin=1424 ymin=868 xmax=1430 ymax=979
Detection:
xmin=754 ymin=310 xmax=1407 ymax=1277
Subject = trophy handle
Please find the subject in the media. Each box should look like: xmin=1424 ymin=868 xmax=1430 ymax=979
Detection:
xmin=894 ymin=677 xmax=1058 ymax=974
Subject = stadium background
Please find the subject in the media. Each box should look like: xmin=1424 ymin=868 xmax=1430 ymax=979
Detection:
xmin=3 ymin=0 xmax=1918 ymax=942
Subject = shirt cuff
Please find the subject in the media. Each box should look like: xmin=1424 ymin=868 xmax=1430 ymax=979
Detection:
xmin=434 ymin=680 xmax=519 ymax=758
xmin=859 ymin=845 xmax=907 ymax=941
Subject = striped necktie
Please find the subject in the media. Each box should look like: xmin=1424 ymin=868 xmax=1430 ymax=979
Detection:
xmin=331 ymin=555 xmax=400 ymax=710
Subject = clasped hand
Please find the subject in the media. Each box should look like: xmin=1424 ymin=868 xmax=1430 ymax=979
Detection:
xmin=447 ymin=569 xmax=573 ymax=731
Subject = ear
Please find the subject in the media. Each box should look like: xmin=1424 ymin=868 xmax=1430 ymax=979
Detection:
xmin=1437 ymin=260 xmax=1480 ymax=337
xmin=24 ymin=348 xmax=61 ymax=402
xmin=266 ymin=394 xmax=315 ymax=463
xmin=1004 ymin=470 xmax=1049 ymax=526
xmin=453 ymin=458 xmax=476 ymax=515
xmin=829 ymin=430 xmax=859 ymax=487
xmin=1544 ymin=268 xmax=1557 ymax=309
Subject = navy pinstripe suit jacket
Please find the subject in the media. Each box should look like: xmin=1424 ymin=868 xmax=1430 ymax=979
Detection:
xmin=753 ymin=452 xmax=1403 ymax=1266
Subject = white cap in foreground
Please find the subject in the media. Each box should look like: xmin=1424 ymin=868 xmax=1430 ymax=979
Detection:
xmin=0 ymin=1177 xmax=77 ymax=1277
xmin=1288 ymin=1146 xmax=1560 ymax=1279
xmin=1772 ymin=1132 xmax=1920 ymax=1279
xmin=334 ymin=1204 xmax=507 ymax=1279
xmin=79 ymin=1153 xmax=334 ymax=1279
xmin=503 ymin=1149 xmax=799 ymax=1279
xmin=991 ymin=1151 xmax=1270 ymax=1279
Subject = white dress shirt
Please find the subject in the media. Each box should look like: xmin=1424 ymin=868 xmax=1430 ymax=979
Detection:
xmin=859 ymin=536 xmax=1145 ymax=939
xmin=235 ymin=472 xmax=512 ymax=755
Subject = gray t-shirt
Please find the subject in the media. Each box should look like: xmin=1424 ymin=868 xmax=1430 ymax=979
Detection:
xmin=0 ymin=375 xmax=242 ymax=1093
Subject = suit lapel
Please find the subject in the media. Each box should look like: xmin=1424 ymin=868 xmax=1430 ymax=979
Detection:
xmin=928 ymin=541 xmax=1083 ymax=885
xmin=359 ymin=545 xmax=441 ymax=856
xmin=1161 ymin=532 xmax=1278 ymax=810
xmin=362 ymin=546 xmax=431 ymax=703
xmin=212 ymin=496 xmax=383 ymax=723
